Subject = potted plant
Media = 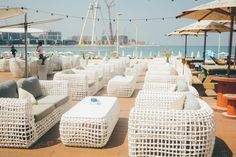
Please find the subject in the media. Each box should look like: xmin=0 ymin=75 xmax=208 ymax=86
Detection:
xmin=162 ymin=49 xmax=172 ymax=63
xmin=80 ymin=51 xmax=95 ymax=67
xmin=80 ymin=51 xmax=88 ymax=67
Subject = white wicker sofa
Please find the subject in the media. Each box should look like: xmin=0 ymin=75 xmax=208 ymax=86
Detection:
xmin=0 ymin=78 xmax=69 ymax=148
xmin=53 ymin=70 xmax=97 ymax=100
xmin=128 ymin=91 xmax=215 ymax=157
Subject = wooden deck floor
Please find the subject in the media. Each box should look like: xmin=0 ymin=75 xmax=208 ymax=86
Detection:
xmin=0 ymin=72 xmax=235 ymax=157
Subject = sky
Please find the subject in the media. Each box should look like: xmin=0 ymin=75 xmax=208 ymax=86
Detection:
xmin=0 ymin=0 xmax=234 ymax=46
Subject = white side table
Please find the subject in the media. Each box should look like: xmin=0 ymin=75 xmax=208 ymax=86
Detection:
xmin=107 ymin=75 xmax=136 ymax=97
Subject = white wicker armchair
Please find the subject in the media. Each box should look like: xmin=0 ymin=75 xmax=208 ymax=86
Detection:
xmin=73 ymin=69 xmax=99 ymax=93
xmin=9 ymin=58 xmax=26 ymax=78
xmin=86 ymin=64 xmax=105 ymax=91
xmin=128 ymin=99 xmax=215 ymax=157
xmin=135 ymin=90 xmax=186 ymax=109
xmin=0 ymin=58 xmax=10 ymax=72
xmin=143 ymin=83 xmax=177 ymax=92
xmin=53 ymin=72 xmax=97 ymax=100
xmin=144 ymin=75 xmax=189 ymax=85
xmin=0 ymin=80 xmax=69 ymax=148
xmin=143 ymin=83 xmax=199 ymax=96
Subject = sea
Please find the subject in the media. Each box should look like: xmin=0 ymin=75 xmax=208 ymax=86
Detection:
xmin=0 ymin=45 xmax=235 ymax=59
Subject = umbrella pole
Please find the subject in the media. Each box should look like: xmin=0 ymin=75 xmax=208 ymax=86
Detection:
xmin=227 ymin=11 xmax=235 ymax=77
xmin=203 ymin=31 xmax=207 ymax=65
xmin=24 ymin=13 xmax=28 ymax=78
xmin=184 ymin=35 xmax=187 ymax=58
xmin=218 ymin=33 xmax=221 ymax=59
xmin=234 ymin=43 xmax=236 ymax=69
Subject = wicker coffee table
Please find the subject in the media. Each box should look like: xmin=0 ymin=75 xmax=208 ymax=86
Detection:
xmin=59 ymin=96 xmax=120 ymax=147
xmin=107 ymin=75 xmax=136 ymax=97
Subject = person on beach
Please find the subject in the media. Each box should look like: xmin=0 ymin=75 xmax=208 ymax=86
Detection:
xmin=36 ymin=41 xmax=47 ymax=65
xmin=36 ymin=41 xmax=43 ymax=59
xmin=11 ymin=45 xmax=17 ymax=58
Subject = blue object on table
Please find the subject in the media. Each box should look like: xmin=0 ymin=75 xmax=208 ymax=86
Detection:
xmin=91 ymin=97 xmax=97 ymax=102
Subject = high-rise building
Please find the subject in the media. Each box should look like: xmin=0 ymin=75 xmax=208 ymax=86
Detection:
xmin=39 ymin=31 xmax=62 ymax=45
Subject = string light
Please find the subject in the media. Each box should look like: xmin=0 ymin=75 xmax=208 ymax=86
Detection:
xmin=22 ymin=7 xmax=177 ymax=22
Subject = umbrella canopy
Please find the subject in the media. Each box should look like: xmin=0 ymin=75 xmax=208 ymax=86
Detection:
xmin=176 ymin=0 xmax=236 ymax=21
xmin=168 ymin=31 xmax=204 ymax=58
xmin=178 ymin=51 xmax=182 ymax=57
xmin=168 ymin=31 xmax=204 ymax=36
xmin=0 ymin=27 xmax=44 ymax=33
xmin=122 ymin=50 xmax=125 ymax=57
xmin=0 ymin=7 xmax=25 ymax=20
xmin=140 ymin=51 xmax=143 ymax=58
xmin=176 ymin=0 xmax=236 ymax=76
xmin=149 ymin=51 xmax=153 ymax=57
xmin=132 ymin=51 xmax=135 ymax=58
xmin=197 ymin=50 xmax=201 ymax=58
xmin=218 ymin=20 xmax=236 ymax=25
xmin=97 ymin=51 xmax=101 ymax=57
xmin=0 ymin=18 xmax=63 ymax=29
xmin=177 ymin=20 xmax=231 ymax=64
xmin=191 ymin=51 xmax=194 ymax=58
xmin=177 ymin=20 xmax=231 ymax=33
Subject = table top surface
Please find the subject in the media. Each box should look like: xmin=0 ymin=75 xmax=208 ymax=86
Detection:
xmin=212 ymin=76 xmax=236 ymax=83
xmin=223 ymin=94 xmax=236 ymax=100
xmin=110 ymin=75 xmax=134 ymax=83
xmin=63 ymin=96 xmax=118 ymax=118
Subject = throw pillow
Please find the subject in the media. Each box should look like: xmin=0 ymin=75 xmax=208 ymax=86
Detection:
xmin=170 ymin=67 xmax=178 ymax=75
xmin=22 ymin=77 xmax=43 ymax=99
xmin=170 ymin=95 xmax=186 ymax=110
xmin=0 ymin=80 xmax=18 ymax=98
xmin=176 ymin=80 xmax=189 ymax=92
xmin=17 ymin=78 xmax=25 ymax=88
xmin=184 ymin=93 xmax=201 ymax=110
xmin=18 ymin=88 xmax=37 ymax=105
xmin=75 ymin=66 xmax=84 ymax=70
xmin=62 ymin=69 xmax=75 ymax=74
xmin=188 ymin=86 xmax=199 ymax=97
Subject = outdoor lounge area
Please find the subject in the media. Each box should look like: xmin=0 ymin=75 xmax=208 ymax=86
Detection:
xmin=0 ymin=56 xmax=235 ymax=157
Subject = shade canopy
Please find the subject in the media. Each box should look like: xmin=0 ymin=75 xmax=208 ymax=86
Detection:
xmin=168 ymin=31 xmax=204 ymax=58
xmin=0 ymin=18 xmax=63 ymax=29
xmin=168 ymin=31 xmax=204 ymax=36
xmin=176 ymin=0 xmax=236 ymax=21
xmin=0 ymin=27 xmax=44 ymax=33
xmin=0 ymin=7 xmax=25 ymax=20
xmin=218 ymin=20 xmax=236 ymax=25
xmin=177 ymin=20 xmax=231 ymax=33
xmin=177 ymin=0 xmax=236 ymax=76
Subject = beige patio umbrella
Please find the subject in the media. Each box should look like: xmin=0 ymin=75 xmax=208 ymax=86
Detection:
xmin=168 ymin=31 xmax=204 ymax=58
xmin=176 ymin=0 xmax=236 ymax=75
xmin=0 ymin=7 xmax=25 ymax=19
xmin=177 ymin=20 xmax=231 ymax=64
